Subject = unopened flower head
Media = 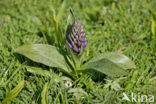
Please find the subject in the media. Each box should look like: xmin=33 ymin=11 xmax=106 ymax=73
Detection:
xmin=66 ymin=19 xmax=88 ymax=54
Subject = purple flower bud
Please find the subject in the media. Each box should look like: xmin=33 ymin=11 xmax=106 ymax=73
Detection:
xmin=66 ymin=19 xmax=88 ymax=54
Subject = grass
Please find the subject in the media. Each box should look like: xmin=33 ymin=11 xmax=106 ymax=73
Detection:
xmin=0 ymin=0 xmax=156 ymax=103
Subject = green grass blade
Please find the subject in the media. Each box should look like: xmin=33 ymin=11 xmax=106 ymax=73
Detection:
xmin=151 ymin=12 xmax=156 ymax=35
xmin=57 ymin=0 xmax=67 ymax=22
xmin=2 ymin=80 xmax=25 ymax=104
xmin=41 ymin=82 xmax=49 ymax=104
xmin=68 ymin=88 xmax=88 ymax=99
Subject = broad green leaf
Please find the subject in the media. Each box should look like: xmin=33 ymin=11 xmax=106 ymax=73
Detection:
xmin=2 ymin=80 xmax=25 ymax=104
xmin=82 ymin=58 xmax=128 ymax=76
xmin=16 ymin=44 xmax=70 ymax=73
xmin=41 ymin=82 xmax=49 ymax=104
xmin=26 ymin=66 xmax=73 ymax=83
xmin=26 ymin=66 xmax=52 ymax=77
xmin=89 ymin=52 xmax=136 ymax=70
xmin=26 ymin=66 xmax=61 ymax=82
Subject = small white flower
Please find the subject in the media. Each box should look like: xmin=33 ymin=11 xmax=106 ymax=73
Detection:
xmin=64 ymin=80 xmax=73 ymax=88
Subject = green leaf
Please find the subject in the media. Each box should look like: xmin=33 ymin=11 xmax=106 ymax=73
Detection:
xmin=104 ymin=79 xmax=122 ymax=91
xmin=16 ymin=44 xmax=70 ymax=73
xmin=89 ymin=52 xmax=136 ymax=70
xmin=41 ymin=82 xmax=49 ymax=104
xmin=151 ymin=19 xmax=156 ymax=35
xmin=68 ymin=88 xmax=88 ymax=99
xmin=2 ymin=80 xmax=25 ymax=104
xmin=26 ymin=66 xmax=52 ymax=77
xmin=26 ymin=66 xmax=62 ymax=82
xmin=81 ymin=52 xmax=135 ymax=76
xmin=57 ymin=0 xmax=67 ymax=22
xmin=82 ymin=58 xmax=128 ymax=76
xmin=151 ymin=12 xmax=156 ymax=35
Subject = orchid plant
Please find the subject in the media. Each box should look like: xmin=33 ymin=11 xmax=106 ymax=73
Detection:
xmin=16 ymin=15 xmax=136 ymax=79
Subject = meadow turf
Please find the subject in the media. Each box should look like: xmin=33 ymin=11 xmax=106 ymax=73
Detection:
xmin=0 ymin=0 xmax=156 ymax=103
